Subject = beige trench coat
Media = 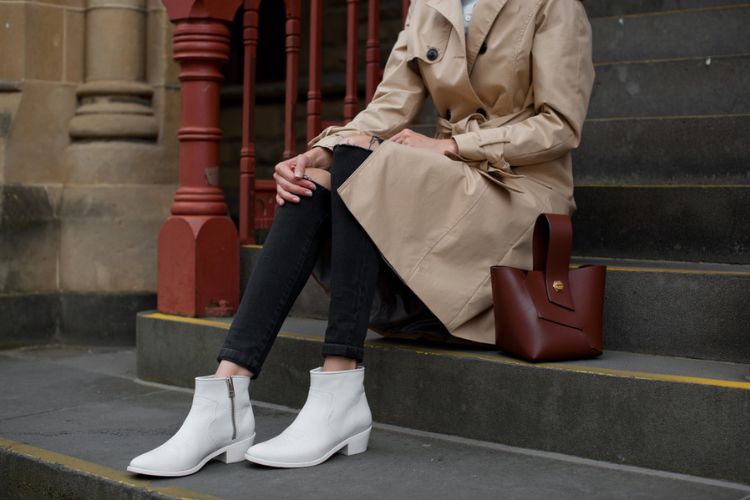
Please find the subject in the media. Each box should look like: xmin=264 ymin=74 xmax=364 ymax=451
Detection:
xmin=308 ymin=0 xmax=595 ymax=345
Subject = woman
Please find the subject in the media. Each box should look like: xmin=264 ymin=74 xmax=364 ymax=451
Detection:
xmin=128 ymin=0 xmax=594 ymax=475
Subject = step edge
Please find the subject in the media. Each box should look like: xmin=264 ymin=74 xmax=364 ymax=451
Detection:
xmin=0 ymin=436 xmax=218 ymax=500
xmin=139 ymin=312 xmax=750 ymax=391
xmin=239 ymin=245 xmax=750 ymax=275
xmin=594 ymin=51 xmax=750 ymax=67
xmin=591 ymin=3 xmax=750 ymax=21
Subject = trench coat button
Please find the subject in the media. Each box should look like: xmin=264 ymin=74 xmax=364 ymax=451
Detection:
xmin=426 ymin=47 xmax=439 ymax=61
xmin=479 ymin=42 xmax=488 ymax=54
xmin=476 ymin=108 xmax=488 ymax=118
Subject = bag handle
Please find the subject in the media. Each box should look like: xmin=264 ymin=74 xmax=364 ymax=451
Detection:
xmin=532 ymin=213 xmax=575 ymax=310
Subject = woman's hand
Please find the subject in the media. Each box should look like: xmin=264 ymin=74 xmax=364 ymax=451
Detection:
xmin=274 ymin=147 xmax=332 ymax=206
xmin=390 ymin=129 xmax=457 ymax=155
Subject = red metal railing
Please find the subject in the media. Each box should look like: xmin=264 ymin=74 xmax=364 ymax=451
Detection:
xmin=241 ymin=0 xmax=410 ymax=244
xmin=159 ymin=0 xmax=409 ymax=316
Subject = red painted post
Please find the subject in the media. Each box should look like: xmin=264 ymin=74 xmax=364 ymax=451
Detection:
xmin=306 ymin=0 xmax=324 ymax=143
xmin=366 ymin=0 xmax=381 ymax=103
xmin=158 ymin=0 xmax=243 ymax=317
xmin=344 ymin=0 xmax=359 ymax=121
xmin=240 ymin=0 xmax=260 ymax=245
xmin=283 ymin=0 xmax=302 ymax=159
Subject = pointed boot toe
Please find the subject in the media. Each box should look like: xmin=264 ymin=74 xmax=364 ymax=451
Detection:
xmin=127 ymin=375 xmax=256 ymax=477
xmin=244 ymin=367 xmax=372 ymax=468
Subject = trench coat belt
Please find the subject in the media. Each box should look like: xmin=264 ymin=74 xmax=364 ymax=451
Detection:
xmin=436 ymin=110 xmax=535 ymax=194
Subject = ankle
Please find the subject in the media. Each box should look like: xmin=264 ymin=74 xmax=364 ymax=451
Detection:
xmin=322 ymin=356 xmax=357 ymax=372
xmin=215 ymin=360 xmax=254 ymax=378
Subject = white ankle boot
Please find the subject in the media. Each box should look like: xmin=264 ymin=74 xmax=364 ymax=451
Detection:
xmin=244 ymin=366 xmax=372 ymax=468
xmin=127 ymin=375 xmax=255 ymax=477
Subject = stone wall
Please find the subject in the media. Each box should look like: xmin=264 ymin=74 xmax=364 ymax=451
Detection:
xmin=0 ymin=0 xmax=181 ymax=345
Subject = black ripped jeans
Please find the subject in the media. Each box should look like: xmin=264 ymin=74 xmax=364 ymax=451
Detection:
xmin=217 ymin=145 xmax=382 ymax=377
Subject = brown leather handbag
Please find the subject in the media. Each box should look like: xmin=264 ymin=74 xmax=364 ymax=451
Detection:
xmin=490 ymin=214 xmax=606 ymax=362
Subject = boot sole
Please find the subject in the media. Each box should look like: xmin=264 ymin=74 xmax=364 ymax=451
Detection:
xmin=127 ymin=433 xmax=255 ymax=477
xmin=244 ymin=427 xmax=371 ymax=468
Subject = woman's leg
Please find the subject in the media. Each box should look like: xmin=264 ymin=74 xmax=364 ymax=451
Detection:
xmin=243 ymin=144 xmax=377 ymax=468
xmin=321 ymin=144 xmax=380 ymax=370
xmin=216 ymin=178 xmax=332 ymax=378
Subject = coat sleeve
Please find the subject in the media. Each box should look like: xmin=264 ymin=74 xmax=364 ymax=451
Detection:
xmin=451 ymin=0 xmax=594 ymax=168
xmin=308 ymin=5 xmax=428 ymax=150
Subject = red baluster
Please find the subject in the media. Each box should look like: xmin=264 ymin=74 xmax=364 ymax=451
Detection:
xmin=240 ymin=0 xmax=260 ymax=245
xmin=344 ymin=0 xmax=359 ymax=121
xmin=159 ymin=0 xmax=243 ymax=317
xmin=366 ymin=0 xmax=381 ymax=103
xmin=306 ymin=0 xmax=324 ymax=143
xmin=283 ymin=0 xmax=302 ymax=159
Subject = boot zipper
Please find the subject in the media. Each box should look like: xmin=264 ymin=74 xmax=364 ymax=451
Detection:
xmin=225 ymin=377 xmax=237 ymax=440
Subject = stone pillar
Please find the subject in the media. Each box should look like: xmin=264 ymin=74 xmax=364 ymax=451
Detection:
xmin=69 ymin=0 xmax=157 ymax=140
xmin=157 ymin=0 xmax=243 ymax=317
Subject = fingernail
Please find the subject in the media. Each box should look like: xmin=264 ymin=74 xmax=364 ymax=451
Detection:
xmin=293 ymin=196 xmax=300 ymax=202
xmin=305 ymin=190 xmax=313 ymax=196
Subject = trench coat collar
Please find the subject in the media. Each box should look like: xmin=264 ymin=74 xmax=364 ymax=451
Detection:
xmin=466 ymin=0 xmax=510 ymax=73
xmin=425 ymin=0 xmax=511 ymax=74
xmin=425 ymin=0 xmax=466 ymax=50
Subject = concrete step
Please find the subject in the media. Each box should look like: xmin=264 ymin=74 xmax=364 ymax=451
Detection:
xmin=135 ymin=313 xmax=750 ymax=484
xmin=585 ymin=0 xmax=749 ymax=18
xmin=591 ymin=4 xmax=750 ymax=63
xmin=238 ymin=246 xmax=750 ymax=364
xmin=589 ymin=54 xmax=750 ymax=119
xmin=4 ymin=346 xmax=748 ymax=499
xmin=574 ymin=114 xmax=750 ymax=184
xmin=572 ymin=185 xmax=749 ymax=264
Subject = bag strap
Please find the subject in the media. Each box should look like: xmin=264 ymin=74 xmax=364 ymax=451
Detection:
xmin=532 ymin=213 xmax=575 ymax=310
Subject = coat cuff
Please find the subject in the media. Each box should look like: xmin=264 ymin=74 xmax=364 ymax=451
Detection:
xmin=451 ymin=132 xmax=484 ymax=161
xmin=307 ymin=126 xmax=362 ymax=150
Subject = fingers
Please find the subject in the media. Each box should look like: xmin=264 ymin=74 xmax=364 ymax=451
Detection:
xmin=274 ymin=154 xmax=317 ymax=205
xmin=293 ymin=153 xmax=307 ymax=179
xmin=390 ymin=128 xmax=414 ymax=145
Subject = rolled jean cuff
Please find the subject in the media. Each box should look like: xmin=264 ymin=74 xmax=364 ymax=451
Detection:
xmin=321 ymin=342 xmax=364 ymax=363
xmin=217 ymin=347 xmax=261 ymax=379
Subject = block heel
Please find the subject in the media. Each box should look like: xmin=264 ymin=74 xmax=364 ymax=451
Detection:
xmin=339 ymin=427 xmax=371 ymax=456
xmin=218 ymin=434 xmax=255 ymax=463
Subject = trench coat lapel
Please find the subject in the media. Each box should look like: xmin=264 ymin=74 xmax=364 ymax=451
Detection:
xmin=425 ymin=0 xmax=465 ymax=49
xmin=466 ymin=0 xmax=510 ymax=73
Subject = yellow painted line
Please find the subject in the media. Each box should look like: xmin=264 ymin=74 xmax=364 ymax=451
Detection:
xmin=146 ymin=312 xmax=231 ymax=330
xmin=0 ymin=437 xmax=219 ymax=500
xmin=597 ymin=266 xmax=750 ymax=276
xmin=144 ymin=312 xmax=750 ymax=391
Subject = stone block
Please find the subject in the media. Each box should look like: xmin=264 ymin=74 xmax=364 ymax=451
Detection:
xmin=0 ymin=4 xmax=26 ymax=81
xmin=0 ymin=293 xmax=59 ymax=347
xmin=5 ymin=82 xmax=77 ymax=184
xmin=592 ymin=5 xmax=750 ymax=63
xmin=58 ymin=184 xmax=174 ymax=292
xmin=26 ymin=3 xmax=64 ymax=82
xmin=62 ymin=142 xmax=176 ymax=185
xmin=589 ymin=55 xmax=750 ymax=118
xmin=573 ymin=186 xmax=750 ymax=264
xmin=64 ymin=9 xmax=84 ymax=83
xmin=0 ymin=184 xmax=61 ymax=293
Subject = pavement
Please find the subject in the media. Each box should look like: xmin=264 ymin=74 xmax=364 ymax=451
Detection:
xmin=1 ymin=345 xmax=749 ymax=500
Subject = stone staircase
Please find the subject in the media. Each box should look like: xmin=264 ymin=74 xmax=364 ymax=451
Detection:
xmin=137 ymin=0 xmax=750 ymax=486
